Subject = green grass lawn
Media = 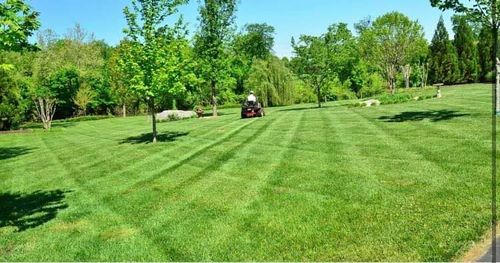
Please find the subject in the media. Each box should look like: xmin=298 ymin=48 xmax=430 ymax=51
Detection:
xmin=0 ymin=84 xmax=495 ymax=261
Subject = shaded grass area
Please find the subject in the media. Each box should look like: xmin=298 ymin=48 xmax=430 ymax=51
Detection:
xmin=0 ymin=84 xmax=495 ymax=261
xmin=0 ymin=190 xmax=69 ymax=232
xmin=378 ymin=110 xmax=470 ymax=122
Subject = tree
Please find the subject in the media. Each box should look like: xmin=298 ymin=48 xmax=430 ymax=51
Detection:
xmin=428 ymin=16 xmax=460 ymax=84
xmin=74 ymin=82 xmax=95 ymax=116
xmin=235 ymin=23 xmax=275 ymax=60
xmin=123 ymin=0 xmax=189 ymax=143
xmin=291 ymin=35 xmax=330 ymax=108
xmin=0 ymin=52 xmax=29 ymax=130
xmin=401 ymin=64 xmax=412 ymax=88
xmin=231 ymin=23 xmax=275 ymax=94
xmin=359 ymin=12 xmax=427 ymax=94
xmin=0 ymin=0 xmax=40 ymax=52
xmin=324 ymin=23 xmax=359 ymax=87
xmin=109 ymin=41 xmax=132 ymax=117
xmin=452 ymin=15 xmax=479 ymax=82
xmin=247 ymin=56 xmax=296 ymax=107
xmin=478 ymin=24 xmax=494 ymax=81
xmin=194 ymin=0 xmax=237 ymax=117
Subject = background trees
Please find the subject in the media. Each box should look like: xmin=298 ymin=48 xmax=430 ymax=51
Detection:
xmin=0 ymin=0 xmax=496 ymax=130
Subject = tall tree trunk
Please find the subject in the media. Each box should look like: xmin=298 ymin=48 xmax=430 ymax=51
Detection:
xmin=150 ymin=98 xmax=157 ymax=143
xmin=402 ymin=64 xmax=411 ymax=89
xmin=316 ymin=85 xmax=322 ymax=108
xmin=211 ymin=80 xmax=218 ymax=117
xmin=386 ymin=65 xmax=396 ymax=95
xmin=390 ymin=78 xmax=396 ymax=95
xmin=122 ymin=103 xmax=127 ymax=118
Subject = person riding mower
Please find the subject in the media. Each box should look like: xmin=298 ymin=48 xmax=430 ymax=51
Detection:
xmin=241 ymin=91 xmax=265 ymax=118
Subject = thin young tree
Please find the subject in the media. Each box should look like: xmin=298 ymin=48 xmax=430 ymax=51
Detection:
xmin=194 ymin=0 xmax=237 ymax=117
xmin=123 ymin=0 xmax=188 ymax=143
xmin=74 ymin=82 xmax=95 ymax=116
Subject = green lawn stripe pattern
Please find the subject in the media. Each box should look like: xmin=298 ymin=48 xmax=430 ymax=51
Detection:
xmin=0 ymin=84 xmax=496 ymax=261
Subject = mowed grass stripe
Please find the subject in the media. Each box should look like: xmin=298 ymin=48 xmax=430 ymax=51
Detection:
xmin=350 ymin=105 xmax=490 ymax=261
xmin=68 ymin=115 xmax=281 ymax=260
xmin=13 ymin=115 xmax=244 ymax=191
xmin=1 ymin=131 xmax=168 ymax=261
xmin=119 ymin=112 xmax=300 ymax=260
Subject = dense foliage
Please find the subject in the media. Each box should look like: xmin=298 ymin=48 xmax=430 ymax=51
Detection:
xmin=0 ymin=0 xmax=497 ymax=130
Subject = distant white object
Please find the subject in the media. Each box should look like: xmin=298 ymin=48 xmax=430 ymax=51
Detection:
xmin=362 ymin=99 xmax=380 ymax=107
xmin=436 ymin=89 xmax=442 ymax=98
xmin=156 ymin=110 xmax=196 ymax=121
xmin=247 ymin=94 xmax=257 ymax=102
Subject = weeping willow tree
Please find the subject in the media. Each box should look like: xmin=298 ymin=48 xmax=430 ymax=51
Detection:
xmin=247 ymin=56 xmax=296 ymax=107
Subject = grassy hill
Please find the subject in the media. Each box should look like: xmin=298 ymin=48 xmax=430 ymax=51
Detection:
xmin=0 ymin=84 xmax=494 ymax=261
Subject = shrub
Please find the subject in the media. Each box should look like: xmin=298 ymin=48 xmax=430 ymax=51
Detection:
xmin=359 ymin=73 xmax=386 ymax=98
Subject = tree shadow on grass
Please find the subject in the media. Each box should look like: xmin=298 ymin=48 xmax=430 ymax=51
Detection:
xmin=120 ymin=131 xmax=190 ymax=144
xmin=0 ymin=190 xmax=70 ymax=232
xmin=278 ymin=105 xmax=333 ymax=112
xmin=378 ymin=110 xmax=469 ymax=122
xmin=201 ymin=112 xmax=236 ymax=117
xmin=0 ymin=147 xmax=36 ymax=160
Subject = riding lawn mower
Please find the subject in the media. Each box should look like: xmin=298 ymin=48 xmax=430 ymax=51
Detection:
xmin=241 ymin=101 xmax=265 ymax=118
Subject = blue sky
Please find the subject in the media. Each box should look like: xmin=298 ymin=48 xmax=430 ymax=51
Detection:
xmin=27 ymin=0 xmax=454 ymax=58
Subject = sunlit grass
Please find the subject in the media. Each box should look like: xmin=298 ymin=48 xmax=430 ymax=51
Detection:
xmin=0 ymin=84 xmax=494 ymax=261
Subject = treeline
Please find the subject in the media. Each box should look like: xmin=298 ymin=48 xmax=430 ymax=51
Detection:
xmin=0 ymin=0 xmax=494 ymax=130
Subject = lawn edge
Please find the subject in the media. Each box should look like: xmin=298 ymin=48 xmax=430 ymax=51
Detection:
xmin=457 ymin=225 xmax=500 ymax=262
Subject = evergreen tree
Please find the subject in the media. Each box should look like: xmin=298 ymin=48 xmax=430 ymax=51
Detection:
xmin=429 ymin=16 xmax=460 ymax=84
xmin=478 ymin=24 xmax=494 ymax=82
xmin=452 ymin=15 xmax=479 ymax=83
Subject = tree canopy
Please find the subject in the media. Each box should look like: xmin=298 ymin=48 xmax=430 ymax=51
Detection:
xmin=0 ymin=0 xmax=40 ymax=52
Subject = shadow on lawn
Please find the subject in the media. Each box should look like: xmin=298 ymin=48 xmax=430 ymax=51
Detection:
xmin=120 ymin=131 xmax=190 ymax=144
xmin=0 ymin=146 xmax=36 ymax=160
xmin=378 ymin=110 xmax=469 ymax=122
xmin=279 ymin=105 xmax=333 ymax=112
xmin=201 ymin=111 xmax=235 ymax=117
xmin=0 ymin=190 xmax=70 ymax=232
